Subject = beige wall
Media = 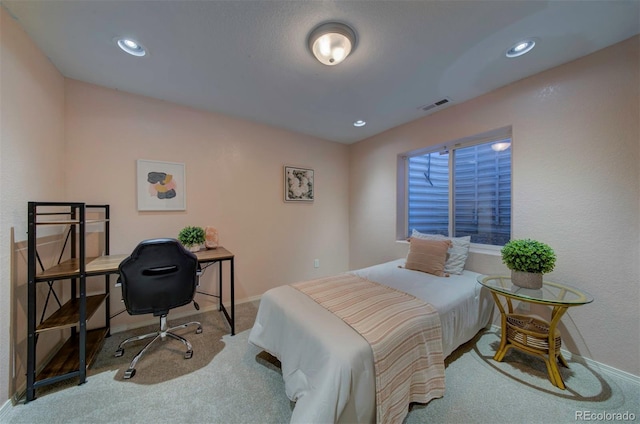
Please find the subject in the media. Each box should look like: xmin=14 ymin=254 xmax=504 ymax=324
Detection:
xmin=63 ymin=79 xmax=350 ymax=323
xmin=349 ymin=36 xmax=640 ymax=375
xmin=1 ymin=7 xmax=67 ymax=402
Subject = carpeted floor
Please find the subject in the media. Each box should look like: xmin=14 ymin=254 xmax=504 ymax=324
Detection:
xmin=16 ymin=301 xmax=261 ymax=398
xmin=89 ymin=301 xmax=261 ymax=385
xmin=2 ymin=301 xmax=638 ymax=423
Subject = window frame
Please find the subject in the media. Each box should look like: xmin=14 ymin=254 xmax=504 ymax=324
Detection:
xmin=397 ymin=126 xmax=512 ymax=249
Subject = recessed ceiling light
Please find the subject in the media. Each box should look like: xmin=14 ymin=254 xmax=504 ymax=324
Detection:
xmin=506 ymin=39 xmax=535 ymax=58
xmin=116 ymin=37 xmax=146 ymax=57
xmin=353 ymin=120 xmax=366 ymax=127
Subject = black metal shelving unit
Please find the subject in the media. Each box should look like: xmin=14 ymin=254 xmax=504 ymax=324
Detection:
xmin=26 ymin=202 xmax=111 ymax=402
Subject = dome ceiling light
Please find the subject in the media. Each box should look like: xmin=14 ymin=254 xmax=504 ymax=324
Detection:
xmin=308 ymin=22 xmax=357 ymax=66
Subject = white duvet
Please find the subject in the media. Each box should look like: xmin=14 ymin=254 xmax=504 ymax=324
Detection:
xmin=248 ymin=259 xmax=493 ymax=423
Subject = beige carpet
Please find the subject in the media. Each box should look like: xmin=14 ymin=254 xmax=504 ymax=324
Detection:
xmin=95 ymin=302 xmax=260 ymax=384
xmin=6 ymin=301 xmax=637 ymax=424
xmin=8 ymin=303 xmax=640 ymax=424
xmin=34 ymin=301 xmax=260 ymax=395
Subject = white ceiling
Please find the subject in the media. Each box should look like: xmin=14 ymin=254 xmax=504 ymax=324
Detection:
xmin=3 ymin=1 xmax=639 ymax=144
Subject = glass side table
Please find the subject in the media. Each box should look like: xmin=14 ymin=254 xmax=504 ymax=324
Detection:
xmin=477 ymin=275 xmax=593 ymax=389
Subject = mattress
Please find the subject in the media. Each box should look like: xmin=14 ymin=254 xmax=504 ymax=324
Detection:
xmin=248 ymin=259 xmax=493 ymax=423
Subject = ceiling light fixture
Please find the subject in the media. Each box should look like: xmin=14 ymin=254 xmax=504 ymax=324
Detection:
xmin=116 ymin=37 xmax=147 ymax=57
xmin=506 ymin=39 xmax=535 ymax=58
xmin=308 ymin=22 xmax=356 ymax=66
xmin=353 ymin=120 xmax=366 ymax=127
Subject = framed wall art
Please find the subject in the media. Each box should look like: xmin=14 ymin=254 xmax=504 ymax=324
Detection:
xmin=284 ymin=166 xmax=314 ymax=202
xmin=137 ymin=159 xmax=186 ymax=211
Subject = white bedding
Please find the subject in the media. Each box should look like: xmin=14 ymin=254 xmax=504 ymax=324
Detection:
xmin=248 ymin=259 xmax=493 ymax=423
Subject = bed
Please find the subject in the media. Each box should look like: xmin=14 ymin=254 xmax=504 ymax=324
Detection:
xmin=248 ymin=258 xmax=494 ymax=423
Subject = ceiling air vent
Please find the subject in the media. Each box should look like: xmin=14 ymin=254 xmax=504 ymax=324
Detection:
xmin=418 ymin=97 xmax=452 ymax=112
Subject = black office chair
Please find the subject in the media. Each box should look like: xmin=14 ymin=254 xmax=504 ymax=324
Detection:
xmin=115 ymin=238 xmax=203 ymax=379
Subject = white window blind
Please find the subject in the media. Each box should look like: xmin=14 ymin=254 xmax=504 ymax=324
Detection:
xmin=407 ymin=139 xmax=511 ymax=246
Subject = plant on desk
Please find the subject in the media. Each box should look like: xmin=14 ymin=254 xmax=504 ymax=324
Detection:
xmin=501 ymin=238 xmax=556 ymax=289
xmin=178 ymin=226 xmax=206 ymax=252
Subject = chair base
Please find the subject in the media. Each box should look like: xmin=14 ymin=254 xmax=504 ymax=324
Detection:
xmin=115 ymin=315 xmax=202 ymax=379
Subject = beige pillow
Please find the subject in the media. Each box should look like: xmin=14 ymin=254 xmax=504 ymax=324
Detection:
xmin=405 ymin=237 xmax=452 ymax=277
xmin=410 ymin=230 xmax=471 ymax=274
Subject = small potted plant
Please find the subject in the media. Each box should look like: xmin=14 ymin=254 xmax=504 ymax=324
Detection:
xmin=178 ymin=226 xmax=206 ymax=252
xmin=501 ymin=238 xmax=556 ymax=289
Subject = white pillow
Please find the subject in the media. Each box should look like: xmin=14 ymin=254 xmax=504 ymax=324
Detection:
xmin=410 ymin=230 xmax=471 ymax=274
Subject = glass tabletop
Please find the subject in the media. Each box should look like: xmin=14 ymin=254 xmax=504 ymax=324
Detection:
xmin=477 ymin=275 xmax=594 ymax=306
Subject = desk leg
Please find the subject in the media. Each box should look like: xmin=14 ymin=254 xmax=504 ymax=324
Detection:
xmin=230 ymin=257 xmax=235 ymax=335
xmin=218 ymin=261 xmax=223 ymax=312
xmin=217 ymin=258 xmax=235 ymax=336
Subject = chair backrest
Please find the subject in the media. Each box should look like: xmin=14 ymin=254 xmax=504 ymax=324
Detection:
xmin=118 ymin=238 xmax=198 ymax=317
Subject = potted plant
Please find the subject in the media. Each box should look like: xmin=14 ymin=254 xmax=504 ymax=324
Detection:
xmin=501 ymin=238 xmax=556 ymax=289
xmin=178 ymin=226 xmax=205 ymax=252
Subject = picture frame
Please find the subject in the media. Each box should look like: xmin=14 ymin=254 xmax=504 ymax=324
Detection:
xmin=284 ymin=166 xmax=314 ymax=202
xmin=137 ymin=159 xmax=186 ymax=211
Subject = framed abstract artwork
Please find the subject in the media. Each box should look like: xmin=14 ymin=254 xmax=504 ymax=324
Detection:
xmin=137 ymin=159 xmax=186 ymax=211
xmin=284 ymin=166 xmax=314 ymax=202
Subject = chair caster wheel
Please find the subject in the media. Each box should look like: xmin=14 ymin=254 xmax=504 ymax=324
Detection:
xmin=115 ymin=348 xmax=124 ymax=357
xmin=196 ymin=327 xmax=203 ymax=334
xmin=185 ymin=350 xmax=193 ymax=359
xmin=124 ymin=368 xmax=136 ymax=379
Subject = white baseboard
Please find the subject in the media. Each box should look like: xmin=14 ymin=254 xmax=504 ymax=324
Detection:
xmin=574 ymin=355 xmax=640 ymax=385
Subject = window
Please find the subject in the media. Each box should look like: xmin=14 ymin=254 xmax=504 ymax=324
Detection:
xmin=401 ymin=131 xmax=511 ymax=246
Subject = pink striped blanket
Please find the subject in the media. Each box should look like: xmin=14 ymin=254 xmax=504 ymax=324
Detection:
xmin=292 ymin=273 xmax=445 ymax=424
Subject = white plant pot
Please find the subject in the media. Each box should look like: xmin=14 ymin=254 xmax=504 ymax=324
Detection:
xmin=511 ymin=270 xmax=543 ymax=289
xmin=188 ymin=244 xmax=202 ymax=252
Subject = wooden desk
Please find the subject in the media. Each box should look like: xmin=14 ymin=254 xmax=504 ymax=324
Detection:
xmin=83 ymin=247 xmax=236 ymax=335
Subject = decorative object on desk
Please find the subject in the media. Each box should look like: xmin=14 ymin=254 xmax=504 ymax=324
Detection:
xmin=137 ymin=159 xmax=186 ymax=211
xmin=500 ymin=238 xmax=556 ymax=289
xmin=284 ymin=166 xmax=314 ymax=202
xmin=205 ymin=226 xmax=219 ymax=249
xmin=178 ymin=226 xmax=205 ymax=252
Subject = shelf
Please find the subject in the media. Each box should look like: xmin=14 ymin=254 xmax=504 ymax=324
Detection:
xmin=506 ymin=313 xmax=562 ymax=353
xmin=37 ymin=328 xmax=108 ymax=382
xmin=36 ymin=294 xmax=108 ymax=333
xmin=27 ymin=202 xmax=111 ymax=402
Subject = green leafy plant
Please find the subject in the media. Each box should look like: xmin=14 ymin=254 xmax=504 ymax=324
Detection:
xmin=501 ymin=238 xmax=556 ymax=274
xmin=178 ymin=226 xmax=205 ymax=247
